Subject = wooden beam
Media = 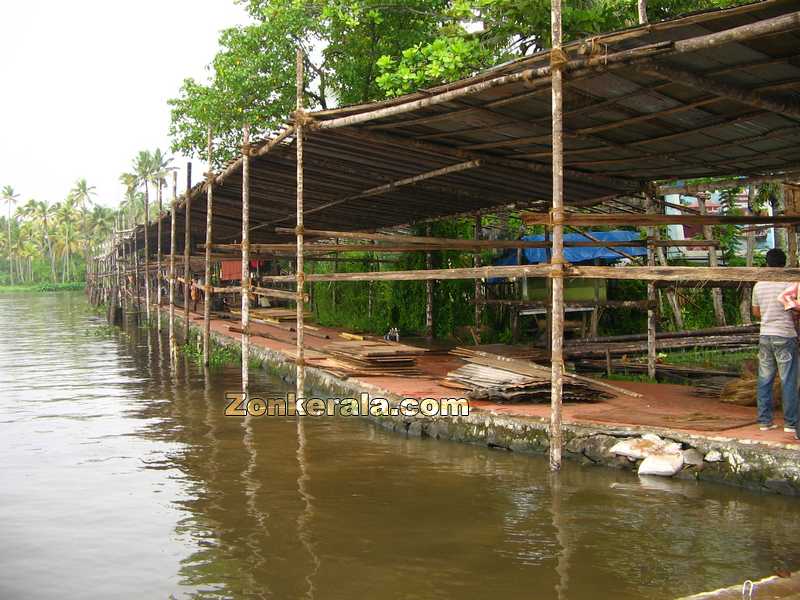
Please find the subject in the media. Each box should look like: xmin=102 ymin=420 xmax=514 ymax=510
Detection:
xmin=251 ymin=286 xmax=307 ymax=302
xmin=636 ymin=63 xmax=800 ymax=120
xmin=264 ymin=159 xmax=483 ymax=227
xmin=241 ymin=125 xmax=251 ymax=391
xmin=203 ymin=128 xmax=214 ymax=366
xmin=295 ymin=48 xmax=306 ymax=398
xmin=169 ymin=170 xmax=177 ymax=360
xmin=549 ymin=0 xmax=565 ymax=472
xmin=522 ymin=212 xmax=800 ymax=226
xmin=183 ymin=163 xmax=192 ymax=342
xmin=254 ymin=263 xmax=800 ymax=284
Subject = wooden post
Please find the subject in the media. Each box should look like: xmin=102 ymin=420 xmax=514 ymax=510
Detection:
xmin=134 ymin=224 xmax=141 ymax=318
xmin=295 ymin=48 xmax=306 ymax=399
xmin=120 ymin=218 xmax=127 ymax=323
xmin=741 ymin=185 xmax=755 ymax=325
xmin=549 ymin=0 xmax=565 ymax=472
xmin=589 ymin=258 xmax=600 ymax=337
xmin=143 ymin=180 xmax=150 ymax=323
xmin=645 ymin=193 xmax=657 ymax=380
xmin=241 ymin=125 xmax=251 ymax=391
xmin=202 ymin=127 xmax=214 ymax=366
xmin=784 ymin=185 xmax=798 ymax=267
xmin=169 ymin=170 xmax=178 ymax=359
xmin=183 ymin=163 xmax=192 ymax=342
xmin=474 ymin=214 xmax=482 ymax=341
xmin=156 ymin=179 xmax=163 ymax=333
xmin=698 ymin=192 xmax=726 ymax=326
xmin=425 ymin=224 xmax=434 ymax=341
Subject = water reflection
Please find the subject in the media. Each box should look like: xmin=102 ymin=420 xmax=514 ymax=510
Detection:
xmin=1 ymin=292 xmax=799 ymax=600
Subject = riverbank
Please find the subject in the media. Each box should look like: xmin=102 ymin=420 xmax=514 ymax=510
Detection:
xmin=0 ymin=282 xmax=85 ymax=293
xmin=156 ymin=304 xmax=800 ymax=496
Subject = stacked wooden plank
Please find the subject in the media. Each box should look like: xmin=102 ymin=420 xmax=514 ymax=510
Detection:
xmin=564 ymin=325 xmax=758 ymax=359
xmin=446 ymin=348 xmax=639 ymax=404
xmin=324 ymin=339 xmax=427 ymax=377
xmin=229 ymin=307 xmax=312 ymax=323
xmin=451 ymin=344 xmax=549 ymax=362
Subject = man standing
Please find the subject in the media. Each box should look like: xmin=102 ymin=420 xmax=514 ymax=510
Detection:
xmin=752 ymin=248 xmax=798 ymax=435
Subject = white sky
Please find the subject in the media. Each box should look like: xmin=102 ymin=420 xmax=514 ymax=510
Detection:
xmin=0 ymin=0 xmax=249 ymax=209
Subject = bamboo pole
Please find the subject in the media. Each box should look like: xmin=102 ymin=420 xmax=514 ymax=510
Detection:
xmin=636 ymin=63 xmax=800 ymax=120
xmin=134 ymin=223 xmax=141 ymax=318
xmin=785 ymin=184 xmax=798 ymax=267
xmin=252 ymin=263 xmax=800 ymax=284
xmin=425 ymin=223 xmax=434 ymax=341
xmin=741 ymin=185 xmax=755 ymax=324
xmin=183 ymin=163 xmax=192 ymax=342
xmin=645 ymin=194 xmax=657 ymax=379
xmin=474 ymin=215 xmax=482 ymax=340
xmin=203 ymin=127 xmax=214 ymax=366
xmin=156 ymin=179 xmax=164 ymax=332
xmin=550 ymin=0 xmax=565 ymax=472
xmin=295 ymin=48 xmax=306 ymax=399
xmin=241 ymin=124 xmax=251 ymax=391
xmin=143 ymin=179 xmax=150 ymax=323
xmin=169 ymin=170 xmax=177 ymax=359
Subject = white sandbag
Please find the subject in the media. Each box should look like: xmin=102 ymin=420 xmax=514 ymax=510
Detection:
xmin=610 ymin=438 xmax=658 ymax=459
xmin=638 ymin=452 xmax=684 ymax=477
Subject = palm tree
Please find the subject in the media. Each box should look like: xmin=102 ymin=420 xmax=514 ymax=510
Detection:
xmin=68 ymin=178 xmax=96 ymax=279
xmin=2 ymin=185 xmax=20 ymax=284
xmin=19 ymin=198 xmax=58 ymax=282
xmin=53 ymin=198 xmax=79 ymax=282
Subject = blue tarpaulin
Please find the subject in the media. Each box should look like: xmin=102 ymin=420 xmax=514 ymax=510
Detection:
xmin=516 ymin=230 xmax=646 ymax=265
xmin=488 ymin=230 xmax=645 ymax=283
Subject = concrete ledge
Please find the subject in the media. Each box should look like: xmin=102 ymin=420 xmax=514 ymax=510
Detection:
xmin=170 ymin=311 xmax=800 ymax=497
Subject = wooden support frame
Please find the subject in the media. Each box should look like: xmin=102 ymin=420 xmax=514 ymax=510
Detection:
xmin=156 ymin=179 xmax=163 ymax=333
xmin=295 ymin=48 xmax=306 ymax=399
xmin=203 ymin=129 xmax=214 ymax=366
xmin=169 ymin=171 xmax=177 ymax=360
xmin=241 ymin=125 xmax=251 ymax=391
xmin=550 ymin=0 xmax=565 ymax=472
xmin=183 ymin=163 xmax=192 ymax=343
xmin=143 ymin=178 xmax=150 ymax=322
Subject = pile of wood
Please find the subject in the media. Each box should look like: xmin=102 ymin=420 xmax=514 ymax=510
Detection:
xmin=230 ymin=307 xmax=311 ymax=324
xmin=565 ymin=325 xmax=758 ymax=359
xmin=451 ymin=344 xmax=549 ymax=362
xmin=323 ymin=339 xmax=427 ymax=377
xmin=446 ymin=348 xmax=640 ymax=404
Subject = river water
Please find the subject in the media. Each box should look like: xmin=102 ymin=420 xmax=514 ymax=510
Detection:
xmin=1 ymin=291 xmax=798 ymax=599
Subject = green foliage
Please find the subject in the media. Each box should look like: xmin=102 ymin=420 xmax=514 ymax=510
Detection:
xmin=179 ymin=339 xmax=243 ymax=369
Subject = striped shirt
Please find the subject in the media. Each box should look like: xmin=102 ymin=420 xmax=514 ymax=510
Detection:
xmin=753 ymin=280 xmax=797 ymax=338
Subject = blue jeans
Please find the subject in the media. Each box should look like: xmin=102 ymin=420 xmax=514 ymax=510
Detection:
xmin=757 ymin=336 xmax=799 ymax=427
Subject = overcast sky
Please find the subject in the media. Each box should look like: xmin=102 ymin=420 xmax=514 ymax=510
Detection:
xmin=0 ymin=0 xmax=249 ymax=209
